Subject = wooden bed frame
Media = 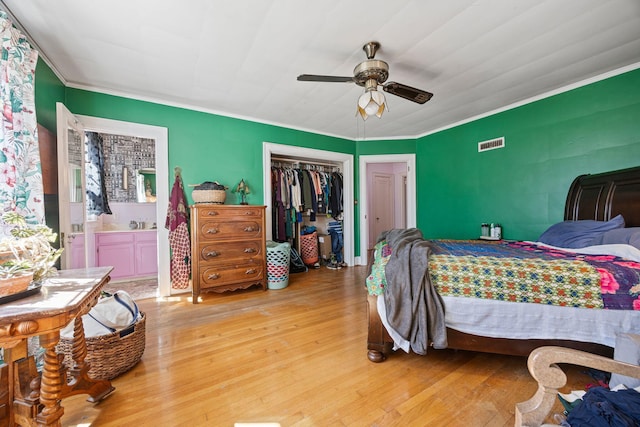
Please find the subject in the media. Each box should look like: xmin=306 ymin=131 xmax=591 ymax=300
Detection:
xmin=367 ymin=165 xmax=640 ymax=362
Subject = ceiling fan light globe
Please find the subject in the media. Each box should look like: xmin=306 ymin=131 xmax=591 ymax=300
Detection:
xmin=371 ymin=90 xmax=385 ymax=105
xmin=358 ymin=91 xmax=372 ymax=110
xmin=364 ymin=102 xmax=380 ymax=116
xmin=356 ymin=89 xmax=386 ymax=119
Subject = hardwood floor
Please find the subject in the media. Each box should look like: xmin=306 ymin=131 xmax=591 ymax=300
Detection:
xmin=62 ymin=266 xmax=592 ymax=426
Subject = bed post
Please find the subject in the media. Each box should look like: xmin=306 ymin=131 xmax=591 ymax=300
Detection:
xmin=367 ymin=294 xmax=392 ymax=362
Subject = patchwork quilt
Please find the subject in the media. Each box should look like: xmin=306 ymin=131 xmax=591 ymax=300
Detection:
xmin=367 ymin=239 xmax=640 ymax=311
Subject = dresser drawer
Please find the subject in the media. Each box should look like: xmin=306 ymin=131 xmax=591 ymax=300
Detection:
xmin=197 ymin=220 xmax=262 ymax=240
xmin=197 ymin=240 xmax=263 ymax=264
xmin=199 ymin=263 xmax=264 ymax=288
xmin=197 ymin=205 xmax=263 ymax=221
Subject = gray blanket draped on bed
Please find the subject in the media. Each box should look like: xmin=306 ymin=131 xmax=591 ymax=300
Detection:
xmin=378 ymin=228 xmax=447 ymax=354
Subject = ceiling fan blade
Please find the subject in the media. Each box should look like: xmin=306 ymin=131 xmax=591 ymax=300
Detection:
xmin=382 ymin=82 xmax=433 ymax=104
xmin=297 ymin=74 xmax=354 ymax=83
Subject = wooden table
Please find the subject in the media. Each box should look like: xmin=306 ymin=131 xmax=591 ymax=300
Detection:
xmin=0 ymin=267 xmax=115 ymax=427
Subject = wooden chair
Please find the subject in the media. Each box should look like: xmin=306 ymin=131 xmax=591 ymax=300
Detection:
xmin=515 ymin=346 xmax=640 ymax=427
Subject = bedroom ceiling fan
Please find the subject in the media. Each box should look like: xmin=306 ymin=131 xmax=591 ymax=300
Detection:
xmin=297 ymin=41 xmax=434 ymax=120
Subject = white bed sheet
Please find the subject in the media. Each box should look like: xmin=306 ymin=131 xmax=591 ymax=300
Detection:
xmin=378 ymin=242 xmax=640 ymax=352
xmin=378 ymin=294 xmax=640 ymax=352
xmin=442 ymin=296 xmax=640 ymax=348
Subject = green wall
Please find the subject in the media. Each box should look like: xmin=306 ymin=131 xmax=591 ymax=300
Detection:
xmin=357 ymin=138 xmax=416 ymax=156
xmin=34 ymin=59 xmax=65 ymax=132
xmin=416 ymin=68 xmax=640 ymax=241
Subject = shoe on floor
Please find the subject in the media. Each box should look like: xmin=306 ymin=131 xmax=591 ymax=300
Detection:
xmin=339 ymin=262 xmax=347 ymax=268
xmin=327 ymin=263 xmax=340 ymax=270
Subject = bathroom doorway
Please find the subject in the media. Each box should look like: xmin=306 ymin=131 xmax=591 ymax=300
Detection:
xmin=56 ymin=104 xmax=171 ymax=297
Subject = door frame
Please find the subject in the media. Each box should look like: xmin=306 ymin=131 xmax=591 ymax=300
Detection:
xmin=78 ymin=115 xmax=171 ymax=297
xmin=262 ymin=142 xmax=354 ymax=266
xmin=359 ymin=154 xmax=416 ymax=266
xmin=56 ymin=103 xmax=87 ymax=269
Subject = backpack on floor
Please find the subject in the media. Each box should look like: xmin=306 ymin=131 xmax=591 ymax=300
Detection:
xmin=290 ymin=247 xmax=308 ymax=273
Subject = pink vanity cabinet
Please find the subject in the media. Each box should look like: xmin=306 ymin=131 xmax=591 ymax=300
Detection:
xmin=69 ymin=233 xmax=86 ymax=269
xmin=95 ymin=230 xmax=158 ymax=280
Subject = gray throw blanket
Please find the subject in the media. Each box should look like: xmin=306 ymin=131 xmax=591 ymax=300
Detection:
xmin=378 ymin=228 xmax=447 ymax=354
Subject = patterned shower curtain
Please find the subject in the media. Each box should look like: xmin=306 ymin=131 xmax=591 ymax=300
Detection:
xmin=85 ymin=131 xmax=112 ymax=216
xmin=0 ymin=11 xmax=43 ymax=224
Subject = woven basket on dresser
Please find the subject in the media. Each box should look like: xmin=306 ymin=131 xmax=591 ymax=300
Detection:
xmin=192 ymin=189 xmax=226 ymax=204
xmin=57 ymin=311 xmax=146 ymax=380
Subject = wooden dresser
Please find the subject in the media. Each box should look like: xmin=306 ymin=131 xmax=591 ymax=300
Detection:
xmin=190 ymin=204 xmax=267 ymax=303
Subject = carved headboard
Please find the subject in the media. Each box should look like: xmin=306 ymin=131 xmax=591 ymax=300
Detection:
xmin=564 ymin=165 xmax=640 ymax=227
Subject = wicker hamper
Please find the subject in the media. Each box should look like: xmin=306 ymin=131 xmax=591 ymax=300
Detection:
xmin=57 ymin=312 xmax=146 ymax=380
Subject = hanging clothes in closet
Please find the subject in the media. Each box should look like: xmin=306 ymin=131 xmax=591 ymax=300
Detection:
xmin=270 ymin=162 xmax=343 ymax=243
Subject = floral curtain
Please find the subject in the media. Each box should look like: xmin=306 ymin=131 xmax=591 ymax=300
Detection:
xmin=0 ymin=11 xmax=42 ymax=225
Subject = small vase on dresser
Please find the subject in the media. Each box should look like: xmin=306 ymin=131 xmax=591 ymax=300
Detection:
xmin=190 ymin=204 xmax=266 ymax=303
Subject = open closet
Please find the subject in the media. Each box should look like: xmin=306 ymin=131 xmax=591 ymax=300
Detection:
xmin=262 ymin=142 xmax=355 ymax=267
xmin=270 ymin=157 xmax=344 ymax=267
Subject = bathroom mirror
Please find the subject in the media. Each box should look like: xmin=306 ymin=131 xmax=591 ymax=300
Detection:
xmin=100 ymin=134 xmax=156 ymax=204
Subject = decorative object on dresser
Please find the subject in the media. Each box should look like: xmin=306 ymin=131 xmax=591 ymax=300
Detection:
xmin=190 ymin=181 xmax=228 ymax=204
xmin=190 ymin=204 xmax=266 ymax=303
xmin=233 ymin=178 xmax=251 ymax=205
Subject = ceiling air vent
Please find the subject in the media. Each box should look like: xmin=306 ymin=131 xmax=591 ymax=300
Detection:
xmin=478 ymin=137 xmax=505 ymax=152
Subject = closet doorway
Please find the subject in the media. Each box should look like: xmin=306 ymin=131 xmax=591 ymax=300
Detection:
xmin=263 ymin=142 xmax=355 ymax=266
xmin=359 ymin=154 xmax=416 ymax=266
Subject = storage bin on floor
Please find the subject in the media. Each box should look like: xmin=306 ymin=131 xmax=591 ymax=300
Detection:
xmin=266 ymin=241 xmax=291 ymax=289
xmin=300 ymin=231 xmax=319 ymax=266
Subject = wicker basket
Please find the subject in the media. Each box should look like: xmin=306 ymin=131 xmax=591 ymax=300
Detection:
xmin=192 ymin=189 xmax=226 ymax=204
xmin=57 ymin=312 xmax=146 ymax=380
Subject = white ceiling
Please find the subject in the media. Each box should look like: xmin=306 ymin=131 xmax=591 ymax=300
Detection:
xmin=3 ymin=0 xmax=640 ymax=140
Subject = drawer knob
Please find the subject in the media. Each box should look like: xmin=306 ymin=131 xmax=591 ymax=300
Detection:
xmin=244 ymin=248 xmax=256 ymax=253
xmin=207 ymin=211 xmax=219 ymax=216
xmin=206 ymin=228 xmax=219 ymax=234
xmin=243 ymin=226 xmax=256 ymax=232
xmin=208 ymin=273 xmax=220 ymax=280
xmin=244 ymin=211 xmax=253 ymax=215
xmin=245 ymin=268 xmax=257 ymax=275
xmin=206 ymin=250 xmax=219 ymax=258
